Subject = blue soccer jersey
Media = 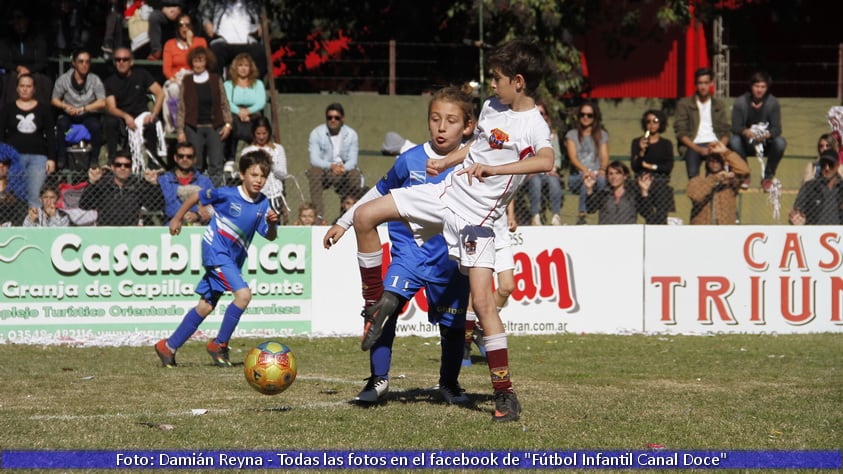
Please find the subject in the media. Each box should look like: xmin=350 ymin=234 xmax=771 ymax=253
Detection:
xmin=199 ymin=186 xmax=272 ymax=268
xmin=377 ymin=142 xmax=458 ymax=284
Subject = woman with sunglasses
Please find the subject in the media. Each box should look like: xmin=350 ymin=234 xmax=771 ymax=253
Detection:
xmin=630 ymin=109 xmax=674 ymax=224
xmin=802 ymin=133 xmax=842 ymax=184
xmin=566 ymin=101 xmax=609 ymax=225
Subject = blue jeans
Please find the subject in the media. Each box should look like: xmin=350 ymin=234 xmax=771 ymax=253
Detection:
xmin=569 ymin=172 xmax=606 ymax=214
xmin=19 ymin=154 xmax=47 ymax=208
xmin=682 ymin=147 xmax=706 ymax=179
xmin=728 ymin=134 xmax=788 ymax=179
xmin=527 ymin=173 xmax=563 ymax=215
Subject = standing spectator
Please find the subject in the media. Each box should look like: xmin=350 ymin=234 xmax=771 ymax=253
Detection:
xmin=306 ymin=103 xmax=361 ymax=221
xmin=674 ymin=67 xmax=730 ymax=179
xmin=146 ymin=1 xmax=184 ymax=60
xmin=53 ymin=0 xmax=91 ymax=57
xmin=686 ymin=141 xmax=750 ymax=225
xmin=162 ymin=13 xmax=208 ymax=132
xmin=223 ymin=53 xmax=266 ymax=172
xmin=104 ymin=48 xmax=167 ymax=166
xmin=789 ymin=150 xmax=843 ymax=225
xmin=729 ymin=71 xmax=787 ymax=192
xmin=201 ymin=0 xmax=266 ymax=77
xmin=51 ymin=49 xmax=107 ymax=172
xmin=566 ymin=100 xmax=609 ymax=225
xmin=0 ymin=149 xmax=27 ymax=226
xmin=584 ymin=161 xmax=652 ymax=225
xmin=176 ymin=47 xmax=232 ymax=183
xmin=526 ymin=102 xmax=563 ymax=225
xmin=630 ymin=109 xmax=674 ymax=225
xmin=0 ymin=7 xmax=52 ymax=105
xmin=23 ymin=185 xmax=69 ymax=227
xmin=158 ymin=141 xmax=213 ymax=224
xmin=0 ymin=74 xmax=55 ymax=208
xmin=803 ymin=133 xmax=842 ymax=183
xmin=102 ymin=0 xmax=126 ymax=58
xmin=79 ymin=151 xmax=164 ymax=226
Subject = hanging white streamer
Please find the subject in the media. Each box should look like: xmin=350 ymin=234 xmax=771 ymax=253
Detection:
xmin=129 ymin=112 xmax=151 ymax=174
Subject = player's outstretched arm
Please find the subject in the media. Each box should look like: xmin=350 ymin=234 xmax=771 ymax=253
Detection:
xmin=323 ymin=225 xmax=346 ymax=249
xmin=169 ymin=191 xmax=201 ymax=236
xmin=427 ymin=140 xmax=473 ymax=176
xmin=265 ymin=209 xmax=279 ymax=241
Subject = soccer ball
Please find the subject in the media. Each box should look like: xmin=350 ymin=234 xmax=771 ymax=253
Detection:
xmin=243 ymin=341 xmax=297 ymax=395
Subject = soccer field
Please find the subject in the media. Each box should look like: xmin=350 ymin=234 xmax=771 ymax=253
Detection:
xmin=1 ymin=333 xmax=839 ymax=471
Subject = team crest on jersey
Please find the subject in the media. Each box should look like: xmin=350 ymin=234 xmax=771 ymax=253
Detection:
xmin=410 ymin=170 xmax=426 ymax=183
xmin=488 ymin=128 xmax=509 ymax=149
xmin=229 ymin=202 xmax=242 ymax=217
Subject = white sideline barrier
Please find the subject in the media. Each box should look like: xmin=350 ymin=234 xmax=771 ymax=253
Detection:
xmin=0 ymin=226 xmax=840 ymax=346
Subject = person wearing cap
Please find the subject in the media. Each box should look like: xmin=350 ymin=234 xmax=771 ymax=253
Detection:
xmin=686 ymin=141 xmax=750 ymax=225
xmin=789 ymin=150 xmax=843 ymax=225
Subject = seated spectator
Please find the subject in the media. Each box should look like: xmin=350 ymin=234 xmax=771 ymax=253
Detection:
xmin=0 ymin=7 xmax=53 ymax=105
xmin=51 ymin=49 xmax=107 ymax=172
xmin=306 ymin=103 xmax=361 ymax=221
xmin=527 ymin=102 xmax=563 ymax=225
xmin=630 ymin=109 xmax=674 ymax=225
xmin=240 ymin=117 xmax=287 ymax=219
xmin=729 ymin=71 xmax=787 ymax=192
xmin=162 ymin=13 xmax=208 ymax=132
xmin=146 ymin=1 xmax=184 ymax=60
xmin=293 ymin=201 xmax=324 ymax=226
xmin=584 ymin=161 xmax=653 ymax=225
xmin=176 ymin=46 xmax=232 ymax=183
xmin=202 ymin=0 xmax=266 ymax=77
xmin=224 ymin=52 xmax=266 ymax=170
xmin=0 ymin=149 xmax=27 ymax=226
xmin=789 ymin=150 xmax=843 ymax=225
xmin=158 ymin=141 xmax=213 ymax=224
xmin=104 ymin=48 xmax=167 ymax=167
xmin=686 ymin=141 xmax=750 ymax=225
xmin=79 ymin=151 xmax=164 ymax=226
xmin=674 ymin=67 xmax=731 ymax=179
xmin=567 ymin=101 xmax=609 ymax=225
xmin=0 ymin=73 xmax=56 ymax=208
xmin=332 ymin=186 xmax=368 ymax=226
xmin=803 ymin=133 xmax=842 ymax=183
xmin=0 ymin=142 xmax=27 ymax=203
xmin=23 ymin=185 xmax=69 ymax=227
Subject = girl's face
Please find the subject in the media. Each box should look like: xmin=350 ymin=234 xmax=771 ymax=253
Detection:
xmin=17 ymin=77 xmax=34 ymax=101
xmin=818 ymin=139 xmax=832 ymax=154
xmin=192 ymin=55 xmax=207 ymax=74
xmin=644 ymin=114 xmax=660 ymax=134
xmin=298 ymin=209 xmax=316 ymax=225
xmin=254 ymin=126 xmax=270 ymax=146
xmin=607 ymin=166 xmax=626 ymax=188
xmin=428 ymin=99 xmax=472 ymax=156
xmin=579 ymin=106 xmax=595 ymax=126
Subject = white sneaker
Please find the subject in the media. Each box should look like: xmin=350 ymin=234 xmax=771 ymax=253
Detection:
xmin=551 ymin=214 xmax=561 ymax=225
xmin=355 ymin=376 xmax=389 ymax=403
xmin=531 ymin=214 xmax=542 ymax=226
xmin=438 ymin=383 xmax=469 ymax=405
xmin=223 ymin=161 xmax=236 ymax=178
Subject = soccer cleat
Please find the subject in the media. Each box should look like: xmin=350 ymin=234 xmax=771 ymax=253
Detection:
xmin=207 ymin=340 xmax=233 ymax=367
xmin=438 ymin=382 xmax=469 ymax=405
xmin=154 ymin=339 xmax=176 ymax=368
xmin=492 ymin=390 xmax=522 ymax=422
xmin=354 ymin=376 xmax=389 ymax=403
xmin=361 ymin=292 xmax=400 ymax=351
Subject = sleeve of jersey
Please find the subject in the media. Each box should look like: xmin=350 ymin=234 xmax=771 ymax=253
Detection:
xmin=198 ymin=186 xmax=220 ymax=206
xmin=531 ymin=115 xmax=553 ymax=155
xmin=376 ymin=155 xmax=409 ymax=194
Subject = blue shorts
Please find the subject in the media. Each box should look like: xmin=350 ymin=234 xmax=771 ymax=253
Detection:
xmin=194 ymin=263 xmax=248 ymax=306
xmin=385 ymin=260 xmax=469 ymax=328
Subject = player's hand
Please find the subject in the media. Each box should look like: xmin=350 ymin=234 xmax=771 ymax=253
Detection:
xmin=266 ymin=208 xmax=280 ymax=225
xmin=169 ymin=217 xmax=183 ymax=236
xmin=426 ymin=158 xmax=447 ymax=176
xmin=456 ymin=163 xmax=492 ymax=185
xmin=323 ymin=224 xmax=346 ymax=249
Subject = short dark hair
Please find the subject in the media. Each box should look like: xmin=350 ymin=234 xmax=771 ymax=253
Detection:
xmin=175 ymin=141 xmax=194 ymax=152
xmin=239 ymin=149 xmax=271 ymax=176
xmin=112 ymin=150 xmax=131 ymax=163
xmin=694 ymin=67 xmax=713 ymax=81
xmin=486 ymin=39 xmax=547 ymax=97
xmin=749 ymin=71 xmax=771 ymax=87
xmin=326 ymin=103 xmax=344 ymax=117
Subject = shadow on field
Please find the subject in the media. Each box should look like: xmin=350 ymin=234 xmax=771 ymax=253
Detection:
xmin=348 ymin=387 xmax=493 ymax=415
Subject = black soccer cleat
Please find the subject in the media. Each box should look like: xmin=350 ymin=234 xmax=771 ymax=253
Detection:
xmin=360 ymin=292 xmax=401 ymax=351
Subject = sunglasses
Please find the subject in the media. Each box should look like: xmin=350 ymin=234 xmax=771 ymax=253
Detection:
xmin=175 ymin=153 xmax=195 ymax=159
xmin=646 ymin=118 xmax=660 ymax=124
xmin=179 ymin=21 xmax=192 ymax=26
xmin=112 ymin=162 xmax=132 ymax=169
xmin=326 ymin=115 xmax=342 ymax=121
xmin=114 ymin=57 xmax=131 ymax=63
xmin=579 ymin=112 xmax=594 ymax=119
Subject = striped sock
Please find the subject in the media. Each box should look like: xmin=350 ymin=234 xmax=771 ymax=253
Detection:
xmin=484 ymin=332 xmax=513 ymax=393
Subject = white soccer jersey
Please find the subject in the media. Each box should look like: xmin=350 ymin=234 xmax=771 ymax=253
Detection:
xmin=442 ymin=98 xmax=551 ymax=225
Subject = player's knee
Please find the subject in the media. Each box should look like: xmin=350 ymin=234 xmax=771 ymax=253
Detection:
xmin=234 ymin=288 xmax=252 ymax=307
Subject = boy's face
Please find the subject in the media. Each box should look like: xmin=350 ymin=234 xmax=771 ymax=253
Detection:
xmin=428 ymin=99 xmax=473 ymax=156
xmin=240 ymin=164 xmax=268 ymax=198
xmin=490 ymin=68 xmax=518 ymax=105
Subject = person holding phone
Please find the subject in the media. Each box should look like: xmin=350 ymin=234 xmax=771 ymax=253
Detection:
xmin=630 ymin=109 xmax=674 ymax=224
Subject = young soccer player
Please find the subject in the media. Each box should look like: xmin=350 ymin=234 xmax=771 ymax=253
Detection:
xmin=323 ymin=86 xmax=476 ymax=405
xmin=155 ymin=150 xmax=279 ymax=367
xmin=344 ymin=39 xmax=553 ymax=421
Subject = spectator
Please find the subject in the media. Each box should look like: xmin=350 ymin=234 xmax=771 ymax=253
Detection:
xmin=158 ymin=141 xmax=213 ymax=225
xmin=162 ymin=13 xmax=208 ymax=132
xmin=23 ymin=184 xmax=69 ymax=227
xmin=240 ymin=117 xmax=287 ymax=220
xmin=584 ymin=161 xmax=652 ymax=224
xmin=201 ymin=0 xmax=266 ymax=77
xmin=630 ymin=109 xmax=674 ymax=225
xmin=176 ymin=46 xmax=232 ymax=183
xmin=789 ymin=150 xmax=843 ymax=225
xmin=79 ymin=151 xmax=164 ymax=226
xmin=306 ymin=102 xmax=361 ymax=221
xmin=146 ymin=1 xmax=184 ymax=60
xmin=0 ymin=73 xmax=56 ymax=208
xmin=102 ymin=0 xmax=126 ymax=58
xmin=527 ymin=102 xmax=563 ymax=225
xmin=0 ymin=149 xmax=27 ymax=226
xmin=380 ymin=131 xmax=415 ymax=156
xmin=566 ymin=100 xmax=609 ymax=225
xmin=332 ymin=186 xmax=368 ymax=226
xmin=686 ymin=141 xmax=750 ymax=225
xmin=104 ymin=48 xmax=167 ymax=167
xmin=53 ymin=0 xmax=91 ymax=56
xmin=803 ymin=133 xmax=842 ymax=183
xmin=674 ymin=67 xmax=731 ymax=179
xmin=0 ymin=7 xmax=52 ymax=105
xmin=51 ymin=49 xmax=107 ymax=172
xmin=293 ymin=201 xmax=324 ymax=226
xmin=729 ymin=71 xmax=787 ymax=192
xmin=223 ymin=52 xmax=266 ymax=171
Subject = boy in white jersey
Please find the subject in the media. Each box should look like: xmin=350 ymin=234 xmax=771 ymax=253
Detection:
xmin=345 ymin=39 xmax=553 ymax=422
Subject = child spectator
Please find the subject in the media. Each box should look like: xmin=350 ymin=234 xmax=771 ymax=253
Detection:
xmin=23 ymin=185 xmax=69 ymax=227
xmin=293 ymin=202 xmax=323 ymax=225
